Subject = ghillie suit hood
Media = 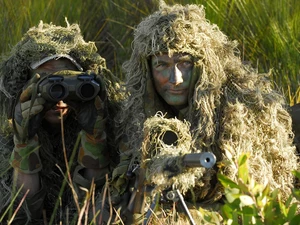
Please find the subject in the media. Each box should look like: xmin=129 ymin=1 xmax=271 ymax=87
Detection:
xmin=116 ymin=2 xmax=297 ymax=206
xmin=0 ymin=19 xmax=120 ymax=130
xmin=0 ymin=21 xmax=121 ymax=222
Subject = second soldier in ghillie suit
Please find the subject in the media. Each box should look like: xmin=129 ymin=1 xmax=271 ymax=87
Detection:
xmin=0 ymin=21 xmax=121 ymax=224
xmin=101 ymin=2 xmax=298 ymax=224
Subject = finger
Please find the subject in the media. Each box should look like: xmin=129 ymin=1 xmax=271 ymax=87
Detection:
xmin=20 ymin=73 xmax=41 ymax=103
xmin=21 ymin=97 xmax=46 ymax=118
xmin=26 ymin=73 xmax=41 ymax=86
xmin=22 ymin=105 xmax=44 ymax=119
xmin=94 ymin=96 xmax=105 ymax=119
xmin=20 ymin=83 xmax=34 ymax=103
xmin=94 ymin=96 xmax=103 ymax=111
xmin=21 ymin=97 xmax=46 ymax=112
xmin=95 ymin=74 xmax=107 ymax=101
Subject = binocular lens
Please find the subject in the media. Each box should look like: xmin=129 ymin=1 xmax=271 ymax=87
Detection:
xmin=49 ymin=84 xmax=66 ymax=100
xmin=80 ymin=83 xmax=96 ymax=99
xmin=38 ymin=73 xmax=100 ymax=102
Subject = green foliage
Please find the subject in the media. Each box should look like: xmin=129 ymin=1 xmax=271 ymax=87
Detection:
xmin=206 ymin=0 xmax=300 ymax=102
xmin=166 ymin=0 xmax=300 ymax=102
xmin=1 ymin=0 xmax=299 ymax=100
xmin=0 ymin=0 xmax=156 ymax=78
xmin=218 ymin=153 xmax=300 ymax=225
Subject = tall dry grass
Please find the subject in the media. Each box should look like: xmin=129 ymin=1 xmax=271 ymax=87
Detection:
xmin=1 ymin=0 xmax=299 ymax=99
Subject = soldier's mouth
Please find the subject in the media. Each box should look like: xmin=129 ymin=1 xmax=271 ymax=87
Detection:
xmin=51 ymin=106 xmax=69 ymax=115
xmin=168 ymin=89 xmax=186 ymax=94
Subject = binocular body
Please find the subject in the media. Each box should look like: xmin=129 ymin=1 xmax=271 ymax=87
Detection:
xmin=37 ymin=70 xmax=100 ymax=102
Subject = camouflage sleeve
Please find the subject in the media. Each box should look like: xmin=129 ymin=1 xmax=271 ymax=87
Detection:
xmin=10 ymin=135 xmax=42 ymax=174
xmin=110 ymin=138 xmax=132 ymax=195
xmin=78 ymin=130 xmax=110 ymax=169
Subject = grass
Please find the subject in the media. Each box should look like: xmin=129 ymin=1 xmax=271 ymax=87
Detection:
xmin=1 ymin=0 xmax=299 ymax=99
xmin=1 ymin=0 xmax=299 ymax=100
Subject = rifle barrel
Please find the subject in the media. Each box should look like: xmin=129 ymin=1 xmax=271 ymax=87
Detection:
xmin=183 ymin=152 xmax=216 ymax=168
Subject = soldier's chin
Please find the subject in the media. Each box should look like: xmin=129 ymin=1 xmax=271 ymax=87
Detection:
xmin=44 ymin=108 xmax=70 ymax=124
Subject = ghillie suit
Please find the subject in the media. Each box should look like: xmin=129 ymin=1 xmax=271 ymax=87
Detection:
xmin=107 ymin=2 xmax=298 ymax=224
xmin=0 ymin=21 xmax=121 ymax=224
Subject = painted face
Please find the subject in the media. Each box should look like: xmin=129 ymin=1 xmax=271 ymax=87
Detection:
xmin=151 ymin=53 xmax=194 ymax=110
xmin=32 ymin=59 xmax=78 ymax=124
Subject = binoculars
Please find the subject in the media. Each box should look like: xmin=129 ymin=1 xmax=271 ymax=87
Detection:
xmin=37 ymin=70 xmax=101 ymax=102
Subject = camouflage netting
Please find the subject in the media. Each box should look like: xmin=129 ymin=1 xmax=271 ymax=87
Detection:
xmin=0 ymin=20 xmax=122 ymax=222
xmin=115 ymin=1 xmax=298 ymax=207
xmin=139 ymin=112 xmax=216 ymax=195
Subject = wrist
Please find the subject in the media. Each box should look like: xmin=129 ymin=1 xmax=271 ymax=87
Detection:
xmin=82 ymin=116 xmax=107 ymax=138
xmin=78 ymin=130 xmax=109 ymax=169
xmin=11 ymin=135 xmax=42 ymax=174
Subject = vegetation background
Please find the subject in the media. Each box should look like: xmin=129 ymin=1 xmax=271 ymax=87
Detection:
xmin=0 ymin=0 xmax=299 ymax=103
xmin=0 ymin=0 xmax=299 ymax=224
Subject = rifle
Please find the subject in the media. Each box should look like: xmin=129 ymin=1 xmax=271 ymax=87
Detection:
xmin=126 ymin=152 xmax=216 ymax=225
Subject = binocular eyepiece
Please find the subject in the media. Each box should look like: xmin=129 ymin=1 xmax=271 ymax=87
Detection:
xmin=37 ymin=70 xmax=101 ymax=102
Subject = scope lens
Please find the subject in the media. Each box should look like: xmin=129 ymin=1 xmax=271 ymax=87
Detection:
xmin=49 ymin=84 xmax=66 ymax=100
xmin=80 ymin=83 xmax=95 ymax=99
xmin=162 ymin=130 xmax=178 ymax=146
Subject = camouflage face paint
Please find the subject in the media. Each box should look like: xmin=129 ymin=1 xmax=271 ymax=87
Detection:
xmin=151 ymin=53 xmax=194 ymax=110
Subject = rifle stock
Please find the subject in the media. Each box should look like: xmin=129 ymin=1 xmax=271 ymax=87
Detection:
xmin=127 ymin=167 xmax=146 ymax=214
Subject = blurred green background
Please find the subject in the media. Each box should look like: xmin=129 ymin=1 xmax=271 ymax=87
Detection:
xmin=1 ymin=0 xmax=299 ymax=103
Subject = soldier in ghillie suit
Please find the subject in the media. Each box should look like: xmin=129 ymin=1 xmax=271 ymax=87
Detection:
xmin=0 ymin=21 xmax=120 ymax=224
xmin=100 ymin=2 xmax=298 ymax=224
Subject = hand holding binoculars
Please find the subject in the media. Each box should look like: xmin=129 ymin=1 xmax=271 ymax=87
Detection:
xmin=37 ymin=70 xmax=101 ymax=102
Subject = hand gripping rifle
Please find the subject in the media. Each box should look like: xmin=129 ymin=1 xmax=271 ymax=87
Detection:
xmin=126 ymin=152 xmax=216 ymax=225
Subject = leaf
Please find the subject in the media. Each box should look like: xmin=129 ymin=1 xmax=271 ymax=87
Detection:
xmin=262 ymin=183 xmax=270 ymax=197
xmin=238 ymin=153 xmax=248 ymax=166
xmin=292 ymin=189 xmax=300 ymax=201
xmin=225 ymin=191 xmax=241 ymax=204
xmin=292 ymin=170 xmax=300 ymax=179
xmin=241 ymin=206 xmax=255 ymax=215
xmin=232 ymin=211 xmax=240 ymax=225
xmin=242 ymin=214 xmax=261 ymax=225
xmin=257 ymin=195 xmax=268 ymax=208
xmin=284 ymin=194 xmax=293 ymax=208
xmin=290 ymin=214 xmax=300 ymax=225
xmin=218 ymin=173 xmax=240 ymax=189
xmin=237 ymin=178 xmax=250 ymax=193
xmin=287 ymin=203 xmax=297 ymax=221
xmin=264 ymin=200 xmax=275 ymax=219
xmin=238 ymin=154 xmax=249 ymax=183
xmin=278 ymin=199 xmax=288 ymax=217
xmin=221 ymin=204 xmax=233 ymax=220
xmin=239 ymin=195 xmax=255 ymax=207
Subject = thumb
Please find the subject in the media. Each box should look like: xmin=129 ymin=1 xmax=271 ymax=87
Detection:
xmin=20 ymin=73 xmax=41 ymax=103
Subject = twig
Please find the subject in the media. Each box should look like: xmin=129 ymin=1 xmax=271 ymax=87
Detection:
xmin=77 ymin=180 xmax=95 ymax=225
xmin=99 ymin=176 xmax=108 ymax=224
xmin=8 ymin=189 xmax=29 ymax=224
xmin=106 ymin=175 xmax=113 ymax=225
xmin=60 ymin=110 xmax=80 ymax=212
xmin=49 ymin=114 xmax=80 ymax=225
xmin=43 ymin=209 xmax=48 ymax=225
xmin=91 ymin=182 xmax=97 ymax=225
xmin=113 ymin=208 xmax=125 ymax=225
xmin=0 ymin=184 xmax=24 ymax=223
